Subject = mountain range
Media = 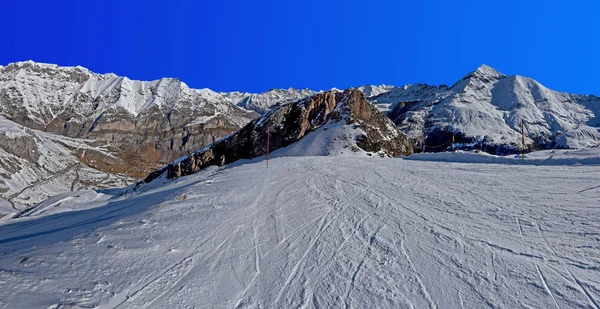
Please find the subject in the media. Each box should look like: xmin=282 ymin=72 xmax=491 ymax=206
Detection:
xmin=1 ymin=60 xmax=599 ymax=212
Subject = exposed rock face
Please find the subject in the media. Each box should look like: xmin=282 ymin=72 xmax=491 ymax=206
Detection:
xmin=0 ymin=130 xmax=39 ymax=164
xmin=145 ymin=89 xmax=412 ymax=182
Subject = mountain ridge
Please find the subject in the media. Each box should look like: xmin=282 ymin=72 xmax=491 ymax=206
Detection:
xmin=2 ymin=60 xmax=600 ymax=209
xmin=3 ymin=60 xmax=600 ymax=155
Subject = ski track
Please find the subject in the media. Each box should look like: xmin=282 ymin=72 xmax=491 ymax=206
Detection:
xmin=0 ymin=157 xmax=599 ymax=308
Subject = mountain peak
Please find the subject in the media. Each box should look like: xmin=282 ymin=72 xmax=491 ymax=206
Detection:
xmin=473 ymin=64 xmax=504 ymax=78
xmin=458 ymin=64 xmax=505 ymax=84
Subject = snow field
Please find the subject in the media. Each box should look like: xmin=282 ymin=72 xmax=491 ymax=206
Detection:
xmin=0 ymin=156 xmax=599 ymax=308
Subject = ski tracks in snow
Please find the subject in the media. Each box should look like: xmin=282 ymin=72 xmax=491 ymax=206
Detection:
xmin=2 ymin=157 xmax=600 ymax=309
xmin=112 ymin=224 xmax=238 ymax=309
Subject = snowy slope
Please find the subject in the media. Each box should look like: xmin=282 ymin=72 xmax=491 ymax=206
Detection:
xmin=269 ymin=121 xmax=375 ymax=158
xmin=0 ymin=117 xmax=132 ymax=215
xmin=374 ymin=65 xmax=600 ymax=153
xmin=0 ymin=156 xmax=599 ymax=308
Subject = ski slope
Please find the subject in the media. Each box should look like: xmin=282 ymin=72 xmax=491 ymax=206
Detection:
xmin=0 ymin=157 xmax=599 ymax=308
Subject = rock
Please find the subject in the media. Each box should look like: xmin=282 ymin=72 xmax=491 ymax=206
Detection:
xmin=145 ymin=89 xmax=412 ymax=183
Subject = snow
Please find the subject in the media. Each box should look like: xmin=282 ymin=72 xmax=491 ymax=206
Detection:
xmin=0 ymin=156 xmax=599 ymax=308
xmin=0 ymin=118 xmax=28 ymax=138
xmin=270 ymin=121 xmax=371 ymax=158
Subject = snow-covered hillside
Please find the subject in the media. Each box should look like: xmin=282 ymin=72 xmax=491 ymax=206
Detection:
xmin=0 ymin=156 xmax=598 ymax=308
xmin=373 ymin=65 xmax=600 ymax=153
xmin=0 ymin=117 xmax=132 ymax=216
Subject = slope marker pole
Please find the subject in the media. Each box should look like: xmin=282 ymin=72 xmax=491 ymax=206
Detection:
xmin=452 ymin=132 xmax=455 ymax=155
xmin=267 ymin=127 xmax=270 ymax=168
xmin=521 ymin=120 xmax=525 ymax=160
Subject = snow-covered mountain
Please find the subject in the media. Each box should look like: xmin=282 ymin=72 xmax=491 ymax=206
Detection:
xmin=372 ymin=65 xmax=600 ymax=154
xmin=4 ymin=61 xmax=600 ymax=161
xmin=0 ymin=116 xmax=132 ymax=216
xmin=0 ymin=61 xmax=259 ymax=178
xmin=0 ymin=61 xmax=407 ymax=210
xmin=222 ymin=88 xmax=317 ymax=114
xmin=3 ymin=60 xmax=600 ymax=211
xmin=356 ymin=84 xmax=395 ymax=98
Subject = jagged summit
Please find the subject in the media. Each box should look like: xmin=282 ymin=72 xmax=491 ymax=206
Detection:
xmin=460 ymin=64 xmax=505 ymax=82
xmin=475 ymin=64 xmax=503 ymax=75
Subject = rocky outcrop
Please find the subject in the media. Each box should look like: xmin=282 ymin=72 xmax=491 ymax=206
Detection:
xmin=0 ymin=130 xmax=40 ymax=164
xmin=144 ymin=89 xmax=412 ymax=183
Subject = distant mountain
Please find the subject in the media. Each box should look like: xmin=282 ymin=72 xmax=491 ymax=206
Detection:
xmin=371 ymin=65 xmax=600 ymax=154
xmin=222 ymin=88 xmax=317 ymax=114
xmin=356 ymin=84 xmax=395 ymax=98
xmin=0 ymin=61 xmax=258 ymax=178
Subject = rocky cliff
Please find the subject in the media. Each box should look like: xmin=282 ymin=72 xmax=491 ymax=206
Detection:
xmin=144 ymin=89 xmax=412 ymax=182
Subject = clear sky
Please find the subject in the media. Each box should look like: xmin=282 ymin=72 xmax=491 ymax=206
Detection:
xmin=2 ymin=0 xmax=599 ymax=94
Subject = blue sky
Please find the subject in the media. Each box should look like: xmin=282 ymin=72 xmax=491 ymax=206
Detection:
xmin=2 ymin=0 xmax=599 ymax=94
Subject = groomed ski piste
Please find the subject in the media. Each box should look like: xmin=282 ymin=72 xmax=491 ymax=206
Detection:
xmin=1 ymin=150 xmax=600 ymax=308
